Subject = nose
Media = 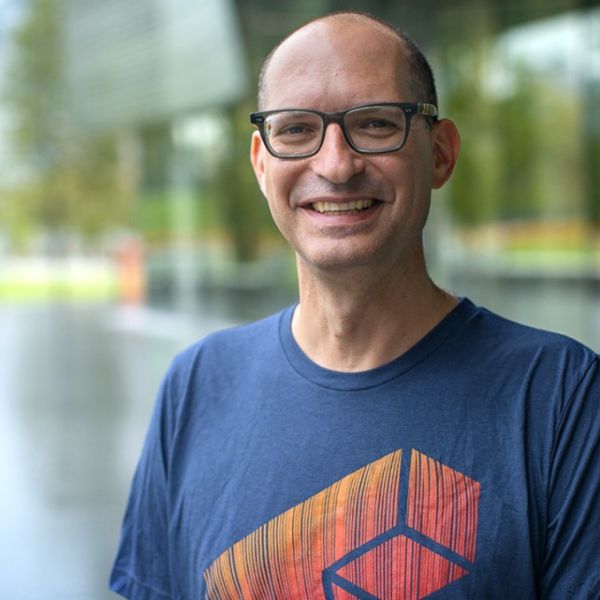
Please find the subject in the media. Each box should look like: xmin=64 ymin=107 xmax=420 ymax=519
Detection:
xmin=310 ymin=123 xmax=365 ymax=184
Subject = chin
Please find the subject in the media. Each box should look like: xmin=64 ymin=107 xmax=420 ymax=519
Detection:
xmin=296 ymin=235 xmax=421 ymax=277
xmin=298 ymin=247 xmax=386 ymax=273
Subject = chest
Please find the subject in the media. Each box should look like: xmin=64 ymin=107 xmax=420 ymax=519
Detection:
xmin=166 ymin=377 xmax=549 ymax=598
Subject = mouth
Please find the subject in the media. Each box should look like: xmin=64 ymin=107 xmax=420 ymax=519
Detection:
xmin=309 ymin=199 xmax=378 ymax=214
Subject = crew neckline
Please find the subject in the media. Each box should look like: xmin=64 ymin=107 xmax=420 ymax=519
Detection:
xmin=278 ymin=297 xmax=478 ymax=391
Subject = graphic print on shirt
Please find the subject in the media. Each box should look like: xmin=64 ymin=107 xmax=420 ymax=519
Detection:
xmin=203 ymin=449 xmax=480 ymax=599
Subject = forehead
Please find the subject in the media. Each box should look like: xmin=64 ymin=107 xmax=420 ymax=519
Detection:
xmin=262 ymin=17 xmax=412 ymax=111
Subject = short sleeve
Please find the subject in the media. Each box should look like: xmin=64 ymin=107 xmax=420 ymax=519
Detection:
xmin=540 ymin=355 xmax=600 ymax=598
xmin=109 ymin=373 xmax=176 ymax=599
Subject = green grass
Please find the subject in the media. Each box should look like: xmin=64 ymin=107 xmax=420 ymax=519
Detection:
xmin=0 ymin=273 xmax=118 ymax=302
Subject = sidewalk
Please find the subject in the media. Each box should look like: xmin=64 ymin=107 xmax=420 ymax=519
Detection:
xmin=0 ymin=301 xmax=233 ymax=600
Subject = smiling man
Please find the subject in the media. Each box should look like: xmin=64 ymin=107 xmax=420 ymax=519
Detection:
xmin=249 ymin=13 xmax=460 ymax=373
xmin=110 ymin=11 xmax=600 ymax=599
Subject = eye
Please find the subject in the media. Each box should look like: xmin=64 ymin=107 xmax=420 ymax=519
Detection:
xmin=347 ymin=107 xmax=407 ymax=140
xmin=278 ymin=123 xmax=314 ymax=136
xmin=360 ymin=118 xmax=399 ymax=131
xmin=265 ymin=113 xmax=322 ymax=141
xmin=268 ymin=119 xmax=321 ymax=148
xmin=351 ymin=118 xmax=401 ymax=141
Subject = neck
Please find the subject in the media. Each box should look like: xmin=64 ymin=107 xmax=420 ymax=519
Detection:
xmin=291 ymin=250 xmax=457 ymax=372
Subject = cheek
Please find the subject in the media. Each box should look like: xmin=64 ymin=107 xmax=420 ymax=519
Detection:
xmin=393 ymin=150 xmax=434 ymax=200
xmin=263 ymin=160 xmax=307 ymax=213
xmin=383 ymin=157 xmax=433 ymax=230
xmin=261 ymin=168 xmax=298 ymax=238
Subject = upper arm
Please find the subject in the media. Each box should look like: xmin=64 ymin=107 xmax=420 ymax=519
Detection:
xmin=109 ymin=375 xmax=175 ymax=599
xmin=539 ymin=357 xmax=600 ymax=598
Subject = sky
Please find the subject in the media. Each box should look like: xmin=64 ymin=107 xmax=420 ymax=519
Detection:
xmin=0 ymin=0 xmax=23 ymax=46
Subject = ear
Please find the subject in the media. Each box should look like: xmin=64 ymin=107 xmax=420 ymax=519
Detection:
xmin=431 ymin=119 xmax=461 ymax=189
xmin=250 ymin=131 xmax=268 ymax=196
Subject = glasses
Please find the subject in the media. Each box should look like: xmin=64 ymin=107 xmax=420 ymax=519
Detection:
xmin=250 ymin=102 xmax=438 ymax=159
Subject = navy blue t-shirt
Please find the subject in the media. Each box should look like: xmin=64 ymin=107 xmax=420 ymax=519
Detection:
xmin=110 ymin=299 xmax=600 ymax=599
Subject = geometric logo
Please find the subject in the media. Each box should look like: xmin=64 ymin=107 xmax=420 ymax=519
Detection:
xmin=204 ymin=449 xmax=480 ymax=599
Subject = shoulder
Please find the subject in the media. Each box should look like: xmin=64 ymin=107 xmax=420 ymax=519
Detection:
xmin=162 ymin=307 xmax=290 ymax=388
xmin=467 ymin=301 xmax=596 ymax=358
xmin=460 ymin=299 xmax=598 ymax=397
xmin=184 ymin=307 xmax=286 ymax=356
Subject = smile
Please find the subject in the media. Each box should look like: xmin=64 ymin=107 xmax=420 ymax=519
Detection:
xmin=311 ymin=199 xmax=376 ymax=214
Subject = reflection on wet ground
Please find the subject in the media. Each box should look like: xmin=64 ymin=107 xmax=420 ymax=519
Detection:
xmin=0 ymin=284 xmax=598 ymax=599
xmin=0 ymin=302 xmax=233 ymax=600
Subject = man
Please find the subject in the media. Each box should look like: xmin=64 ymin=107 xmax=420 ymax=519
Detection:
xmin=110 ymin=11 xmax=600 ymax=599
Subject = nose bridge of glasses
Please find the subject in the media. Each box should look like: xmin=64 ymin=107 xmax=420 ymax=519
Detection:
xmin=321 ymin=111 xmax=357 ymax=152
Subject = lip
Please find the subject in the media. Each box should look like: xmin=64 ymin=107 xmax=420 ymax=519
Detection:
xmin=297 ymin=195 xmax=383 ymax=209
xmin=299 ymin=196 xmax=383 ymax=225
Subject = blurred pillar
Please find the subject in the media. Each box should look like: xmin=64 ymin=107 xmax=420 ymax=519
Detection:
xmin=581 ymin=21 xmax=600 ymax=229
xmin=584 ymin=103 xmax=600 ymax=227
xmin=167 ymin=117 xmax=206 ymax=313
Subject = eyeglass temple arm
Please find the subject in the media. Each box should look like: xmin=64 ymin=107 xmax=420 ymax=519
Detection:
xmin=417 ymin=103 xmax=438 ymax=118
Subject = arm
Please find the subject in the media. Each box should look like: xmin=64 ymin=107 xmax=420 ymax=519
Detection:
xmin=540 ymin=355 xmax=600 ymax=598
xmin=109 ymin=374 xmax=175 ymax=599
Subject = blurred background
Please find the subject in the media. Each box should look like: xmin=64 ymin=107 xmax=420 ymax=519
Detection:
xmin=0 ymin=0 xmax=598 ymax=598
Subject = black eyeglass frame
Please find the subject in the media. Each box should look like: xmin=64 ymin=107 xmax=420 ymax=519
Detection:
xmin=249 ymin=102 xmax=438 ymax=159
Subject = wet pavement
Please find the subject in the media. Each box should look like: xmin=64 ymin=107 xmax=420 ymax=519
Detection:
xmin=0 ymin=302 xmax=234 ymax=600
xmin=0 ymin=285 xmax=598 ymax=599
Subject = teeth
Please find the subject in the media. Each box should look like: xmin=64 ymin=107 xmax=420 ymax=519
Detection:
xmin=312 ymin=199 xmax=375 ymax=213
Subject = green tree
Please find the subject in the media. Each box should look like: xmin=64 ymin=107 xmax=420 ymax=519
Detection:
xmin=212 ymin=104 xmax=275 ymax=262
xmin=442 ymin=40 xmax=499 ymax=226
xmin=494 ymin=66 xmax=543 ymax=221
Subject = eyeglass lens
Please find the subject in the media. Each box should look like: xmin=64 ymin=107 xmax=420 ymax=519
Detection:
xmin=263 ymin=105 xmax=409 ymax=156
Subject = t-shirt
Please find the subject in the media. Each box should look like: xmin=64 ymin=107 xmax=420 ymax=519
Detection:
xmin=109 ymin=298 xmax=600 ymax=599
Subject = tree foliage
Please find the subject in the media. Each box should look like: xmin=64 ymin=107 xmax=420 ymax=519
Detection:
xmin=210 ymin=104 xmax=276 ymax=262
xmin=442 ymin=34 xmax=596 ymax=228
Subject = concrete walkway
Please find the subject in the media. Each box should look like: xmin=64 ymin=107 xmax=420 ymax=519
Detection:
xmin=0 ymin=302 xmax=233 ymax=600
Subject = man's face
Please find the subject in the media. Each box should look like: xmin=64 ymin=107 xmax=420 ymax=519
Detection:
xmin=251 ymin=19 xmax=453 ymax=275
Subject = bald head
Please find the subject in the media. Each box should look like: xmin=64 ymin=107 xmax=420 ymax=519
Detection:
xmin=257 ymin=11 xmax=438 ymax=113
